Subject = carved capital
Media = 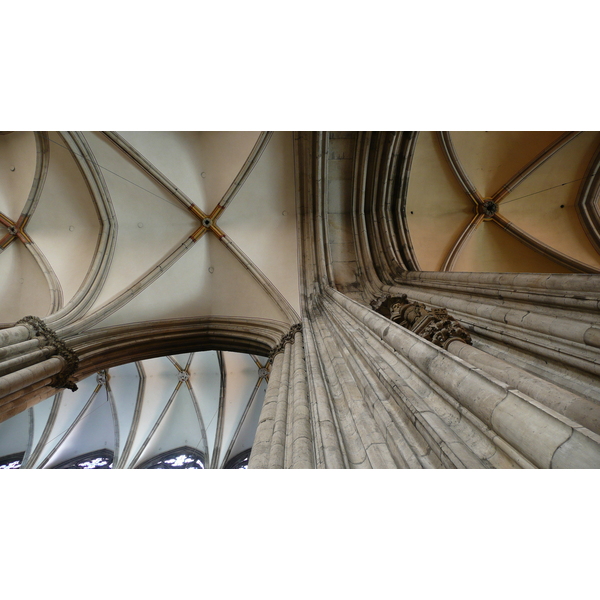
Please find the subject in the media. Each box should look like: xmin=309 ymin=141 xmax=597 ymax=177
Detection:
xmin=371 ymin=295 xmax=471 ymax=349
xmin=15 ymin=316 xmax=79 ymax=391
xmin=268 ymin=323 xmax=303 ymax=361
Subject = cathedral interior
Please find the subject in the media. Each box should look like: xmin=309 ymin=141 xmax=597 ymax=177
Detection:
xmin=1 ymin=130 xmax=599 ymax=470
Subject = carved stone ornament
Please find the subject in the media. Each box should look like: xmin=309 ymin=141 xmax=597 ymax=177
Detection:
xmin=269 ymin=323 xmax=303 ymax=361
xmin=15 ymin=316 xmax=80 ymax=391
xmin=371 ymin=294 xmax=472 ymax=349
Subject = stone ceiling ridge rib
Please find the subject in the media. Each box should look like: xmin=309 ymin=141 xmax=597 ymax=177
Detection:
xmin=46 ymin=132 xmax=118 ymax=330
xmin=103 ymin=131 xmax=203 ymax=214
xmin=576 ymin=139 xmax=600 ymax=256
xmin=115 ymin=361 xmax=145 ymax=468
xmin=213 ymin=131 xmax=273 ymax=216
xmin=20 ymin=132 xmax=50 ymax=219
xmin=492 ymin=132 xmax=581 ymax=204
xmin=434 ymin=131 xmax=600 ymax=274
xmin=36 ymin=381 xmax=103 ymax=469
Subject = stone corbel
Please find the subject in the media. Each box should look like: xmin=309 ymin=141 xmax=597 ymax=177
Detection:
xmin=371 ymin=294 xmax=472 ymax=349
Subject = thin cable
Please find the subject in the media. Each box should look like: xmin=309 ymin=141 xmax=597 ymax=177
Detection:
xmin=39 ymin=385 xmax=111 ymax=450
xmin=48 ymin=136 xmax=184 ymax=210
xmin=500 ymin=177 xmax=585 ymax=206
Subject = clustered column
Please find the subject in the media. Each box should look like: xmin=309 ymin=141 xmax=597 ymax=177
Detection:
xmin=249 ymin=324 xmax=315 ymax=469
xmin=335 ymin=288 xmax=600 ymax=468
xmin=0 ymin=316 xmax=79 ymax=422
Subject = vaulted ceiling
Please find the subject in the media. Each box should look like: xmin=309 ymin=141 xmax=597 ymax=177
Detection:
xmin=0 ymin=131 xmax=300 ymax=467
xmin=406 ymin=131 xmax=600 ymax=274
xmin=2 ymin=130 xmax=600 ymax=467
xmin=0 ymin=131 xmax=300 ymax=326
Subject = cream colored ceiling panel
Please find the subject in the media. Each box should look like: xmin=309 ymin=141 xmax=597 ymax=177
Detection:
xmin=188 ymin=351 xmax=221 ymax=462
xmin=29 ymin=393 xmax=57 ymax=461
xmin=0 ymin=242 xmax=50 ymax=323
xmin=500 ymin=131 xmax=600 ymax=268
xmin=30 ymin=374 xmax=99 ymax=468
xmin=106 ymin=362 xmax=142 ymax=455
xmin=0 ymin=404 xmax=29 ymax=457
xmin=451 ymin=131 xmax=564 ymax=199
xmin=0 ymin=132 xmax=36 ymax=218
xmin=228 ymin=373 xmax=267 ymax=463
xmin=122 ymin=357 xmax=180 ymax=466
xmin=134 ymin=383 xmax=204 ymax=467
xmin=117 ymin=131 xmax=261 ymax=214
xmin=26 ymin=133 xmax=101 ymax=306
xmin=82 ymin=132 xmax=201 ymax=312
xmin=94 ymin=232 xmax=290 ymax=329
xmin=217 ymin=132 xmax=300 ymax=313
xmin=406 ymin=131 xmax=475 ymax=271
xmin=44 ymin=385 xmax=115 ymax=468
xmin=218 ymin=351 xmax=261 ymax=467
xmin=453 ymin=220 xmax=571 ymax=273
xmin=171 ymin=353 xmax=192 ymax=367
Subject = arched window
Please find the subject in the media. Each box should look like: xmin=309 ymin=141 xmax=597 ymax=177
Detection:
xmin=54 ymin=450 xmax=114 ymax=469
xmin=224 ymin=449 xmax=251 ymax=469
xmin=0 ymin=452 xmax=25 ymax=469
xmin=139 ymin=447 xmax=205 ymax=469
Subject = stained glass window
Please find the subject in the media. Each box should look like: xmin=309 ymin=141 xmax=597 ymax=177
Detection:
xmin=54 ymin=450 xmax=114 ymax=469
xmin=139 ymin=447 xmax=205 ymax=469
xmin=0 ymin=452 xmax=25 ymax=469
xmin=224 ymin=449 xmax=251 ymax=469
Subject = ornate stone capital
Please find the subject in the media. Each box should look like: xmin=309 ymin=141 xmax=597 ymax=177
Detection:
xmin=268 ymin=323 xmax=303 ymax=361
xmin=15 ymin=316 xmax=80 ymax=391
xmin=371 ymin=295 xmax=471 ymax=349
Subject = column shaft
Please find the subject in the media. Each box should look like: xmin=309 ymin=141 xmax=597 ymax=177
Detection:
xmin=0 ymin=346 xmax=56 ymax=378
xmin=329 ymin=287 xmax=600 ymax=468
xmin=0 ymin=325 xmax=31 ymax=348
xmin=289 ymin=331 xmax=314 ymax=468
xmin=0 ymin=356 xmax=65 ymax=402
xmin=447 ymin=341 xmax=600 ymax=436
xmin=248 ymin=350 xmax=285 ymax=469
xmin=268 ymin=343 xmax=292 ymax=468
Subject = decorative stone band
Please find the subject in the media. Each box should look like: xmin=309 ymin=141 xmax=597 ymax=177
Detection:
xmin=371 ymin=294 xmax=472 ymax=349
xmin=268 ymin=323 xmax=303 ymax=361
xmin=15 ymin=316 xmax=79 ymax=391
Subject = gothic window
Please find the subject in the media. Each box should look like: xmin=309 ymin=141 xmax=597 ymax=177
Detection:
xmin=224 ymin=449 xmax=251 ymax=469
xmin=54 ymin=449 xmax=114 ymax=469
xmin=0 ymin=452 xmax=25 ymax=469
xmin=139 ymin=447 xmax=205 ymax=469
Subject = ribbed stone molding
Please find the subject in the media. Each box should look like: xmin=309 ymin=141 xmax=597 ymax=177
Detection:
xmin=370 ymin=288 xmax=600 ymax=435
xmin=384 ymin=273 xmax=600 ymax=394
xmin=249 ymin=325 xmax=314 ymax=469
xmin=447 ymin=341 xmax=600 ymax=436
xmin=329 ymin=287 xmax=600 ymax=469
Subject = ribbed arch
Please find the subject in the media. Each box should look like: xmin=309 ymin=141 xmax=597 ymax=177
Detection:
xmin=70 ymin=316 xmax=291 ymax=380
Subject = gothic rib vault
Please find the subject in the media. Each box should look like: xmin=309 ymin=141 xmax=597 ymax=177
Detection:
xmin=1 ymin=131 xmax=600 ymax=468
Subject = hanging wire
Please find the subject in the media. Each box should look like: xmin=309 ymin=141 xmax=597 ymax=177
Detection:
xmin=48 ymin=135 xmax=185 ymax=210
xmin=39 ymin=384 xmax=112 ymax=450
xmin=500 ymin=177 xmax=585 ymax=206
